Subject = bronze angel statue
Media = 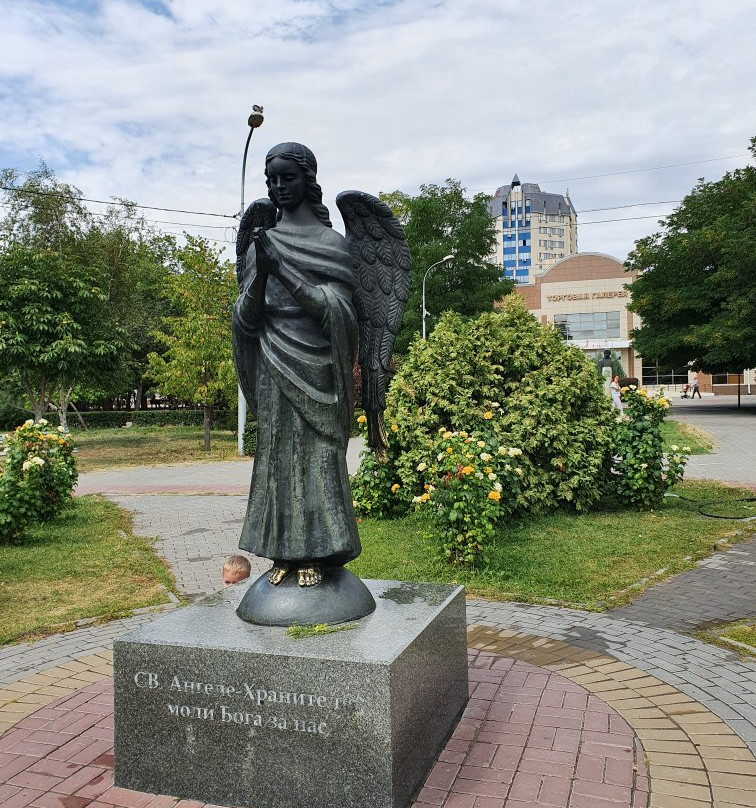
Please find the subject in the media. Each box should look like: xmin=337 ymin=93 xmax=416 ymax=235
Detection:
xmin=232 ymin=142 xmax=410 ymax=614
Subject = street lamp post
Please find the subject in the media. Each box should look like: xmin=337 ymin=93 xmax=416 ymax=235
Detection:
xmin=237 ymin=105 xmax=265 ymax=456
xmin=421 ymin=254 xmax=455 ymax=339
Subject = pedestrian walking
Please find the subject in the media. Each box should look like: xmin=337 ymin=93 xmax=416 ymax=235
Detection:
xmin=610 ymin=375 xmax=623 ymax=412
xmin=691 ymin=377 xmax=701 ymax=398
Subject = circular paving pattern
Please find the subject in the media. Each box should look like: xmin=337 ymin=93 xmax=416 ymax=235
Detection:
xmin=0 ymin=649 xmax=649 ymax=808
xmin=419 ymin=648 xmax=648 ymax=808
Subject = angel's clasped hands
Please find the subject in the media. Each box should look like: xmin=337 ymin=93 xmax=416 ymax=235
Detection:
xmin=254 ymin=230 xmax=282 ymax=278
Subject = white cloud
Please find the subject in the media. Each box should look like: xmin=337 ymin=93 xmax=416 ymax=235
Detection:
xmin=0 ymin=0 xmax=754 ymax=258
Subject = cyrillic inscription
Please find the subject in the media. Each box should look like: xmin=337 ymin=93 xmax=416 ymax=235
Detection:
xmin=132 ymin=670 xmax=360 ymax=737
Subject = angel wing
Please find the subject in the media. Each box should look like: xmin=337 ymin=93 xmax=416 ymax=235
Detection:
xmin=336 ymin=191 xmax=411 ymax=463
xmin=235 ymin=197 xmax=277 ymax=285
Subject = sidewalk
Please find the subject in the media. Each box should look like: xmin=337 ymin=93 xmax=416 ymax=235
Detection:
xmin=668 ymin=394 xmax=756 ymax=488
xmin=1 ymin=415 xmax=755 ymax=807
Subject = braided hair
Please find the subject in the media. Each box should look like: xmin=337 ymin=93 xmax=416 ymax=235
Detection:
xmin=265 ymin=142 xmax=332 ymax=228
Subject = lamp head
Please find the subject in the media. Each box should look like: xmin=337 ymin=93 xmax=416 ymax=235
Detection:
xmin=248 ymin=105 xmax=264 ymax=129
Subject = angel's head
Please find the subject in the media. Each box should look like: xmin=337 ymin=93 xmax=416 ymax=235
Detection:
xmin=265 ymin=142 xmax=331 ymax=227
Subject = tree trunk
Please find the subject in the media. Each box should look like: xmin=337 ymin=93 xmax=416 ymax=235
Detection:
xmin=203 ymin=404 xmax=212 ymax=451
xmin=57 ymin=387 xmax=73 ymax=431
xmin=69 ymin=400 xmax=88 ymax=430
xmin=24 ymin=376 xmax=47 ymax=422
xmin=135 ymin=382 xmax=144 ymax=411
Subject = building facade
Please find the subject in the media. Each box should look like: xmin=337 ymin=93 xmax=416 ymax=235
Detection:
xmin=505 ymin=250 xmax=754 ymax=396
xmin=510 ymin=252 xmax=642 ymax=378
xmin=488 ymin=175 xmax=578 ymax=284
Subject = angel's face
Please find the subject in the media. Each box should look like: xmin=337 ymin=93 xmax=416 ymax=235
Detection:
xmin=266 ymin=157 xmax=307 ymax=211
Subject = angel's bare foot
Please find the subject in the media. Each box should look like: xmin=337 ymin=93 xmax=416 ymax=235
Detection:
xmin=267 ymin=562 xmax=293 ymax=585
xmin=297 ymin=563 xmax=323 ymax=587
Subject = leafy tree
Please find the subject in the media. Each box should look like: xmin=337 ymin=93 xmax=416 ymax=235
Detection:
xmin=147 ymin=237 xmax=237 ymax=450
xmin=1 ymin=165 xmax=177 ymax=420
xmin=0 ymin=162 xmax=90 ymax=251
xmin=0 ymin=164 xmax=130 ymax=425
xmin=627 ymin=137 xmax=756 ymax=372
xmin=381 ymin=180 xmax=513 ymax=352
xmin=76 ymin=204 xmax=177 ymax=409
xmin=0 ymin=246 xmax=127 ymax=424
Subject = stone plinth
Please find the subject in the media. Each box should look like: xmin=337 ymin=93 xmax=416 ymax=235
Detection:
xmin=113 ymin=580 xmax=468 ymax=808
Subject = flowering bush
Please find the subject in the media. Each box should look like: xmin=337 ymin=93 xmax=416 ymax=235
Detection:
xmin=0 ymin=419 xmax=77 ymax=542
xmin=350 ymin=416 xmax=417 ymax=518
xmin=418 ymin=420 xmax=529 ymax=564
xmin=607 ymin=389 xmax=689 ymax=507
xmin=351 ymin=297 xmax=615 ymax=524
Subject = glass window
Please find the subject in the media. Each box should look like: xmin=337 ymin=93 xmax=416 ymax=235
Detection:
xmin=553 ymin=311 xmax=621 ymax=341
xmin=712 ymin=373 xmax=742 ymax=385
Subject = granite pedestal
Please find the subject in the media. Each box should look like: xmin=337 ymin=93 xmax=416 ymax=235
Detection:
xmin=113 ymin=580 xmax=468 ymax=808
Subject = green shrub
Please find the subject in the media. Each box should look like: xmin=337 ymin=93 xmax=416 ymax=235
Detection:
xmin=607 ymin=388 xmax=689 ymax=507
xmin=243 ymin=412 xmax=257 ymax=457
xmin=0 ymin=386 xmax=32 ymax=431
xmin=0 ymin=419 xmax=78 ymax=542
xmin=353 ymin=297 xmax=614 ymax=521
xmin=68 ymin=409 xmax=235 ymax=430
xmin=417 ymin=420 xmax=529 ymax=564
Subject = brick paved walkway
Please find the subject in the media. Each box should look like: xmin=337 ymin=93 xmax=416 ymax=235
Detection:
xmin=107 ymin=495 xmax=265 ymax=599
xmin=2 ymin=626 xmax=755 ymax=807
xmin=0 ymin=649 xmax=654 ymax=808
xmin=608 ymin=538 xmax=756 ymax=631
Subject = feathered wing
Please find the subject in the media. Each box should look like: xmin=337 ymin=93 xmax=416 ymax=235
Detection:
xmin=336 ymin=191 xmax=411 ymax=462
xmin=236 ymin=198 xmax=277 ymax=285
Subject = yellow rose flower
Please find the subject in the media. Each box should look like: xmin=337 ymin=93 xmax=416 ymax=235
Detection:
xmin=416 ymin=461 xmax=427 ymax=472
xmin=476 ymin=440 xmax=485 ymax=448
xmin=484 ymin=466 xmax=492 ymax=474
xmin=482 ymin=411 xmax=493 ymax=419
xmin=420 ymin=492 xmax=430 ymax=502
xmin=446 ymin=447 xmax=453 ymax=454
xmin=462 ymin=465 xmax=474 ymax=475
xmin=488 ymin=490 xmax=501 ymax=501
xmin=357 ymin=414 xmax=367 ymax=423
xmin=442 ymin=431 xmax=453 ymax=440
xmin=390 ymin=423 xmax=399 ymax=432
xmin=391 ymin=483 xmax=400 ymax=492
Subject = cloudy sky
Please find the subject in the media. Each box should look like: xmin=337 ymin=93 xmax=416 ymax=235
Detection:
xmin=1 ymin=0 xmax=754 ymax=261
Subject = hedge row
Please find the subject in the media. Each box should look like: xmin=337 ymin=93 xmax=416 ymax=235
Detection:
xmin=64 ymin=409 xmax=238 ymax=431
xmin=3 ymin=407 xmax=364 ymax=435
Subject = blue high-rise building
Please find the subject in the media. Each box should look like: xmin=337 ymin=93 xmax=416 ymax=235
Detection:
xmin=488 ymin=175 xmax=577 ymax=284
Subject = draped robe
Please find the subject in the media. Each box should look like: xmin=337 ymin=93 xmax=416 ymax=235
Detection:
xmin=232 ymin=220 xmax=361 ymax=565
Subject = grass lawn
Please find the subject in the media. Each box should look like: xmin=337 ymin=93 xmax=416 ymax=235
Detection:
xmin=349 ymin=480 xmax=753 ymax=609
xmin=660 ymin=420 xmax=714 ymax=454
xmin=0 ymin=495 xmax=177 ymax=645
xmin=72 ymin=426 xmax=245 ymax=472
xmin=44 ymin=419 xmax=710 ymax=473
xmin=694 ymin=621 xmax=756 ymax=658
